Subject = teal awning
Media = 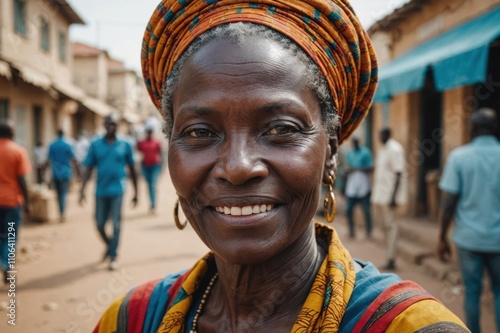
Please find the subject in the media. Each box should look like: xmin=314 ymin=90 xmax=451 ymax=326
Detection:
xmin=374 ymin=6 xmax=500 ymax=102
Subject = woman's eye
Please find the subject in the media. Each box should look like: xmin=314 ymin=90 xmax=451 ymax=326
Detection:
xmin=267 ymin=124 xmax=298 ymax=135
xmin=186 ymin=128 xmax=214 ymax=138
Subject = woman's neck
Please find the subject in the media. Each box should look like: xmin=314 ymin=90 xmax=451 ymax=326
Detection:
xmin=201 ymin=223 xmax=326 ymax=332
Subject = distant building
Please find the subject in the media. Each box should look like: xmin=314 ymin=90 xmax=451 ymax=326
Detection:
xmin=0 ymin=0 xmax=83 ymax=152
xmin=369 ymin=0 xmax=500 ymax=218
xmin=72 ymin=42 xmax=156 ymax=135
xmin=108 ymin=58 xmax=150 ymax=126
xmin=0 ymin=0 xmax=110 ymax=176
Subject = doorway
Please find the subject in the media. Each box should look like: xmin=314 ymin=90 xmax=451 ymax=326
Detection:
xmin=0 ymin=100 xmax=9 ymax=121
xmin=476 ymin=41 xmax=500 ymax=139
xmin=417 ymin=70 xmax=443 ymax=216
xmin=33 ymin=105 xmax=43 ymax=146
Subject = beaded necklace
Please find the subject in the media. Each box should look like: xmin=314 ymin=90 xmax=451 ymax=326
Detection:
xmin=190 ymin=273 xmax=219 ymax=333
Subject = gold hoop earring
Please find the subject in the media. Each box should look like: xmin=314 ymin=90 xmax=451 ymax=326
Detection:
xmin=174 ymin=199 xmax=188 ymax=230
xmin=323 ymin=175 xmax=336 ymax=223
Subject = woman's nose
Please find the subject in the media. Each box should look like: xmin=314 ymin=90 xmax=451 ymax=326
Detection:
xmin=211 ymin=137 xmax=269 ymax=185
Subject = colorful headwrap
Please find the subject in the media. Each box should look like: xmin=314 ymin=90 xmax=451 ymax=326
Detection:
xmin=142 ymin=0 xmax=378 ymax=143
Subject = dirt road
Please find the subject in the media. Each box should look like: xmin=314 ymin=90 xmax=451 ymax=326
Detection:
xmin=0 ymin=172 xmax=495 ymax=332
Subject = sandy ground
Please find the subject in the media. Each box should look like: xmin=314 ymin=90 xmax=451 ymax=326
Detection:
xmin=0 ymin=172 xmax=496 ymax=332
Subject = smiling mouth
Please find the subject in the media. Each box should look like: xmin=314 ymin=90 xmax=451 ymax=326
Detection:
xmin=214 ymin=204 xmax=275 ymax=216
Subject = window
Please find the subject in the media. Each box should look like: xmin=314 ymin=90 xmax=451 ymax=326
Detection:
xmin=33 ymin=106 xmax=43 ymax=146
xmin=40 ymin=18 xmax=50 ymax=52
xmin=0 ymin=100 xmax=9 ymax=121
xmin=14 ymin=106 xmax=27 ymax=148
xmin=13 ymin=0 xmax=27 ymax=36
xmin=59 ymin=32 xmax=66 ymax=62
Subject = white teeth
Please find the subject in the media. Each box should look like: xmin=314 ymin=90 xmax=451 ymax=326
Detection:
xmin=215 ymin=204 xmax=275 ymax=216
xmin=231 ymin=207 xmax=242 ymax=216
xmin=241 ymin=206 xmax=253 ymax=215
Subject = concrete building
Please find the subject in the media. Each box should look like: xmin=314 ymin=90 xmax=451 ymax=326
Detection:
xmin=108 ymin=59 xmax=143 ymax=126
xmin=369 ymin=0 xmax=500 ymax=219
xmin=70 ymin=42 xmax=118 ymax=136
xmin=0 ymin=0 xmax=82 ymax=152
xmin=0 ymin=0 xmax=109 ymax=172
xmin=72 ymin=42 xmax=156 ymax=136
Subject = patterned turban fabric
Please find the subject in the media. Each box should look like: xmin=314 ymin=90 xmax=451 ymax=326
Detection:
xmin=142 ymin=0 xmax=378 ymax=143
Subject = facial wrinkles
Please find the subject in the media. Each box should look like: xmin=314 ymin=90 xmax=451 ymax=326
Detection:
xmin=186 ymin=40 xmax=308 ymax=92
xmin=171 ymin=106 xmax=324 ymax=217
xmin=169 ymin=37 xmax=330 ymax=268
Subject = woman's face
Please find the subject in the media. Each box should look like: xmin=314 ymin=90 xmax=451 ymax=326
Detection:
xmin=168 ymin=36 xmax=331 ymax=264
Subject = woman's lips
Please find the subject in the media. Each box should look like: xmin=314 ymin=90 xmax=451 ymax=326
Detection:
xmin=214 ymin=204 xmax=274 ymax=216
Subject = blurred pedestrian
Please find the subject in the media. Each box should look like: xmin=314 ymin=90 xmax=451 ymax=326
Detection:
xmin=46 ymin=129 xmax=80 ymax=222
xmin=79 ymin=115 xmax=138 ymax=271
xmin=0 ymin=122 xmax=31 ymax=284
xmin=34 ymin=141 xmax=47 ymax=184
xmin=438 ymin=107 xmax=500 ymax=333
xmin=371 ymin=128 xmax=406 ymax=270
xmin=74 ymin=131 xmax=90 ymax=167
xmin=94 ymin=0 xmax=470 ymax=330
xmin=137 ymin=126 xmax=163 ymax=215
xmin=345 ymin=137 xmax=373 ymax=239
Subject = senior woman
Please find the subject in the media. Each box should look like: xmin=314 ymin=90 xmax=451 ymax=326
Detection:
xmin=94 ymin=0 xmax=469 ymax=332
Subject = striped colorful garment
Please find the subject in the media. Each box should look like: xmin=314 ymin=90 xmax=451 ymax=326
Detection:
xmin=93 ymin=224 xmax=470 ymax=333
xmin=141 ymin=0 xmax=378 ymax=144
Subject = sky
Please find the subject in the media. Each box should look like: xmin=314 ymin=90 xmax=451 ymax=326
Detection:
xmin=68 ymin=0 xmax=409 ymax=74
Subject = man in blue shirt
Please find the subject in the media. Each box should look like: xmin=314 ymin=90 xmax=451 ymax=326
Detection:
xmin=79 ymin=115 xmax=138 ymax=271
xmin=46 ymin=129 xmax=80 ymax=222
xmin=345 ymin=137 xmax=373 ymax=239
xmin=439 ymin=108 xmax=500 ymax=333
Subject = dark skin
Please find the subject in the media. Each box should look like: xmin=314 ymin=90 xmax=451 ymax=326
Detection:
xmin=168 ymin=37 xmax=337 ymax=332
xmin=18 ymin=176 xmax=30 ymax=216
xmin=438 ymin=192 xmax=459 ymax=261
xmin=380 ymin=130 xmax=401 ymax=208
xmin=79 ymin=119 xmax=138 ymax=207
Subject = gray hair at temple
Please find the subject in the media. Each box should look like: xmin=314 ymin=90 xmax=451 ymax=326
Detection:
xmin=161 ymin=22 xmax=339 ymax=139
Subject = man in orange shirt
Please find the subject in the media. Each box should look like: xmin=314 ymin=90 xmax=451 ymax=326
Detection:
xmin=0 ymin=122 xmax=31 ymax=284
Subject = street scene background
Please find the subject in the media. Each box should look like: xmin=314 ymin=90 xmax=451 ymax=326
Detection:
xmin=0 ymin=173 xmax=496 ymax=332
xmin=1 ymin=0 xmax=500 ymax=332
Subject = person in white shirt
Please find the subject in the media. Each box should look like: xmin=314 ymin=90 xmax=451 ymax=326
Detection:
xmin=74 ymin=131 xmax=91 ymax=175
xmin=345 ymin=137 xmax=373 ymax=239
xmin=34 ymin=141 xmax=48 ymax=184
xmin=371 ymin=128 xmax=407 ymax=270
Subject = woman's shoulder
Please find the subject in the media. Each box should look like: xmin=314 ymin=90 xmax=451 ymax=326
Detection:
xmin=93 ymin=270 xmax=188 ymax=333
xmin=341 ymin=261 xmax=469 ymax=333
xmin=339 ymin=261 xmax=401 ymax=331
